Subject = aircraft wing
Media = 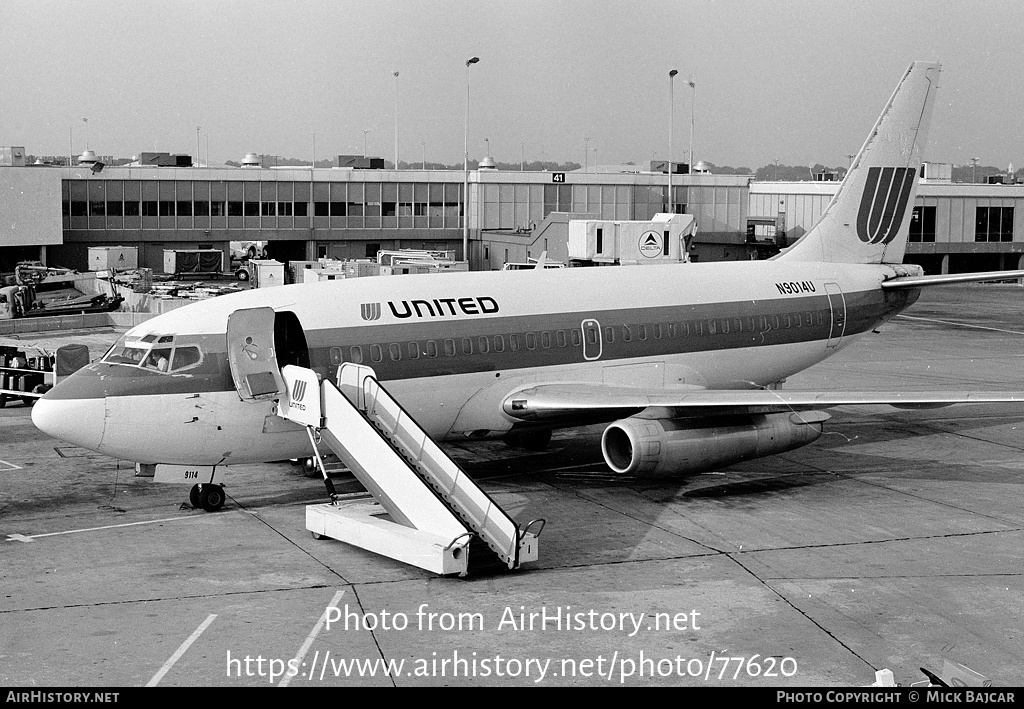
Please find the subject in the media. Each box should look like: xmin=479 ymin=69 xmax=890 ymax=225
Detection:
xmin=502 ymin=384 xmax=1024 ymax=422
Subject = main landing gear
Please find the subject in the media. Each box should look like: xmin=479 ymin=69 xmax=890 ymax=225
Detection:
xmin=189 ymin=483 xmax=226 ymax=512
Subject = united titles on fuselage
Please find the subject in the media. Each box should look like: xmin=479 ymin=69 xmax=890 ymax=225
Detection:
xmin=386 ymin=296 xmax=501 ymax=320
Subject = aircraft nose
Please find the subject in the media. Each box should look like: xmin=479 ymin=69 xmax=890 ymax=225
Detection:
xmin=31 ymin=396 xmax=106 ymax=450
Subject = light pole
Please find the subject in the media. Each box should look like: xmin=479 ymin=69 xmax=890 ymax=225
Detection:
xmin=464 ymin=56 xmax=480 ymax=263
xmin=196 ymin=126 xmax=201 ymax=167
xmin=584 ymin=137 xmax=590 ymax=172
xmin=393 ymin=71 xmax=400 ymax=170
xmin=688 ymin=78 xmax=696 ymax=171
xmin=363 ymin=129 xmax=371 ymax=158
xmin=669 ymin=69 xmax=678 ymax=213
xmin=421 ymin=141 xmax=425 ymax=170
xmin=971 ymin=157 xmax=980 ymax=183
xmin=484 ymin=137 xmax=490 ymax=156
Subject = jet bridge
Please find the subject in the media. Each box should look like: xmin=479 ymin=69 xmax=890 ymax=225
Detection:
xmin=277 ymin=363 xmax=542 ymax=576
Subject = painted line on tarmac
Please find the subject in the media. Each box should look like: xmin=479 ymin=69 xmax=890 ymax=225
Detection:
xmin=897 ymin=314 xmax=1024 ymax=336
xmin=0 ymin=459 xmax=23 ymax=470
xmin=278 ymin=589 xmax=346 ymax=687
xmin=146 ymin=613 xmax=218 ymax=687
xmin=5 ymin=515 xmax=198 ymax=542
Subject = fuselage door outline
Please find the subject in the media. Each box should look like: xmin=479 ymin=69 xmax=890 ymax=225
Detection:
xmin=582 ymin=319 xmax=603 ymax=361
xmin=824 ymin=282 xmax=847 ymax=348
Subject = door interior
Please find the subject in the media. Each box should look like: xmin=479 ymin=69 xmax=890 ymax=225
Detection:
xmin=226 ymin=307 xmax=287 ymax=400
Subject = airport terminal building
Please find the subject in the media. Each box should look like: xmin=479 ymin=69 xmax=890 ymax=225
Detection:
xmin=1 ymin=152 xmax=1022 ymax=275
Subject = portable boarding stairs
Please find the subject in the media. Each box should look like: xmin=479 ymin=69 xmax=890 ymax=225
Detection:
xmin=276 ymin=363 xmax=543 ymax=577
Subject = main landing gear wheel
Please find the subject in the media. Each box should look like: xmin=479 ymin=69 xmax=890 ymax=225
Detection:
xmin=198 ymin=483 xmax=225 ymax=512
xmin=189 ymin=484 xmax=201 ymax=508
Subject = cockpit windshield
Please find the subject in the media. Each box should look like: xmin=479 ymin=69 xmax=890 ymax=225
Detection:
xmin=102 ymin=335 xmax=203 ymax=373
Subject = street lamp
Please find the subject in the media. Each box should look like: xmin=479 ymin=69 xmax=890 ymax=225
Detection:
xmin=464 ymin=56 xmax=480 ymax=264
xmin=687 ymin=78 xmax=696 ymax=171
xmin=484 ymin=137 xmax=490 ymax=156
xmin=971 ymin=157 xmax=980 ymax=183
xmin=363 ymin=129 xmax=371 ymax=158
xmin=196 ymin=126 xmax=201 ymax=167
xmin=393 ymin=71 xmax=400 ymax=170
xmin=584 ymin=136 xmax=590 ymax=172
xmin=669 ymin=69 xmax=678 ymax=213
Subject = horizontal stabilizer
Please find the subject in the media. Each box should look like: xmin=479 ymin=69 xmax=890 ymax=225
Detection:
xmin=882 ymin=270 xmax=1024 ymax=289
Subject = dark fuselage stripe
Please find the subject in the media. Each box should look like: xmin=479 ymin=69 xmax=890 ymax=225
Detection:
xmin=48 ymin=287 xmax=917 ymax=400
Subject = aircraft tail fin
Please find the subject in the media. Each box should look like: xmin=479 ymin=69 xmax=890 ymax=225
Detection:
xmin=778 ymin=62 xmax=941 ymax=265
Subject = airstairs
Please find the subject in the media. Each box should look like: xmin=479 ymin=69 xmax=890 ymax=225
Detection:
xmin=277 ymin=363 xmax=543 ymax=576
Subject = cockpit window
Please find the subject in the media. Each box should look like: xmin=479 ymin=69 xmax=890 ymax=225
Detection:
xmin=101 ymin=336 xmax=203 ymax=373
xmin=141 ymin=348 xmax=172 ymax=372
xmin=170 ymin=346 xmax=202 ymax=371
xmin=104 ymin=344 xmax=148 ymax=365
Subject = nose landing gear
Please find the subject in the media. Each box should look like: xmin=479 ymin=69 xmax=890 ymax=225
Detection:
xmin=189 ymin=483 xmax=226 ymax=512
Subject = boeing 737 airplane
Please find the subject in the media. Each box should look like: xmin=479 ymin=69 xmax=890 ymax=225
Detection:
xmin=31 ymin=62 xmax=1024 ymax=512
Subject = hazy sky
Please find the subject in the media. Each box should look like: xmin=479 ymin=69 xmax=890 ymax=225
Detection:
xmin=1 ymin=0 xmax=1021 ymax=169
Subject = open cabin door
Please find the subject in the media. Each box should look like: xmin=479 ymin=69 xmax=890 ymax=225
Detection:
xmin=227 ymin=307 xmax=287 ymax=401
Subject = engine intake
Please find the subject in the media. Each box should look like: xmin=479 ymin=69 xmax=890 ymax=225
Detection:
xmin=601 ymin=411 xmax=829 ymax=477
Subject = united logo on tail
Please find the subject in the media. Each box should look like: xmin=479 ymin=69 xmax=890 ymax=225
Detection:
xmin=856 ymin=166 xmax=916 ymax=245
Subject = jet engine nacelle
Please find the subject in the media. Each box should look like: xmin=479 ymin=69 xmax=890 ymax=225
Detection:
xmin=601 ymin=411 xmax=829 ymax=477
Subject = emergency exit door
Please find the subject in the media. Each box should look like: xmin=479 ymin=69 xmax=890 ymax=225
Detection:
xmin=582 ymin=319 xmax=602 ymax=361
xmin=227 ymin=307 xmax=287 ymax=400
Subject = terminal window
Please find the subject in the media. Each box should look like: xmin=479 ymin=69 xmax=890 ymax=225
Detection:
xmin=909 ymin=206 xmax=936 ymax=242
xmin=975 ymin=206 xmax=1014 ymax=242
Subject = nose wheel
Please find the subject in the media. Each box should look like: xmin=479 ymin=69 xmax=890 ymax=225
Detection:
xmin=189 ymin=483 xmax=225 ymax=512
